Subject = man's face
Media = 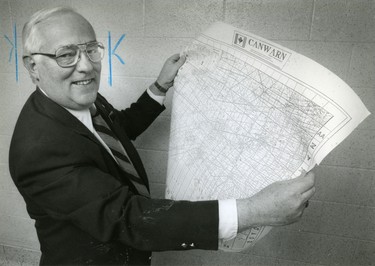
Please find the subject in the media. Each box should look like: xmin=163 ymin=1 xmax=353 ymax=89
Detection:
xmin=33 ymin=13 xmax=101 ymax=110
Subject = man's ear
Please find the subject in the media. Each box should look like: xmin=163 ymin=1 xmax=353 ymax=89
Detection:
xmin=23 ymin=56 xmax=39 ymax=84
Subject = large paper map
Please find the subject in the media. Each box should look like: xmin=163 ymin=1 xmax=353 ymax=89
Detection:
xmin=165 ymin=22 xmax=370 ymax=251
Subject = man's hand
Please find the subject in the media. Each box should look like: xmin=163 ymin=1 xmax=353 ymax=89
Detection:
xmin=156 ymin=54 xmax=186 ymax=90
xmin=237 ymin=171 xmax=316 ymax=232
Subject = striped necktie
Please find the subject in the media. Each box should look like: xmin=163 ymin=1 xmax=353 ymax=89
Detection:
xmin=91 ymin=110 xmax=150 ymax=197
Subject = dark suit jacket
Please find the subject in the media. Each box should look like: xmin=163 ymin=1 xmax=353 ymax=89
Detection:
xmin=9 ymin=88 xmax=219 ymax=265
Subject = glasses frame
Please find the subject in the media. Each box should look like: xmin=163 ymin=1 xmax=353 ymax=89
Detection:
xmin=24 ymin=41 xmax=105 ymax=68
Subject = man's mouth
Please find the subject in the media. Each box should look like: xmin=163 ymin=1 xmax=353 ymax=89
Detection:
xmin=72 ymin=79 xmax=94 ymax=85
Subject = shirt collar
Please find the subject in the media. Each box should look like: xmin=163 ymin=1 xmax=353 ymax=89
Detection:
xmin=38 ymin=86 xmax=95 ymax=133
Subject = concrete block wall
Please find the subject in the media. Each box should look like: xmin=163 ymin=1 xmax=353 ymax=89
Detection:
xmin=0 ymin=0 xmax=373 ymax=265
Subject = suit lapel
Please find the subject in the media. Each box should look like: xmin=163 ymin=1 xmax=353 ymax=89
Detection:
xmin=34 ymin=88 xmax=107 ymax=150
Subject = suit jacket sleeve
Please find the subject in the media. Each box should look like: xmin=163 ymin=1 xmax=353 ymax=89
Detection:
xmin=9 ymin=90 xmax=219 ymax=252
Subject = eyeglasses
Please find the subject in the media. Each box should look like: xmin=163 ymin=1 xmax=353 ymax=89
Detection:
xmin=26 ymin=41 xmax=105 ymax=68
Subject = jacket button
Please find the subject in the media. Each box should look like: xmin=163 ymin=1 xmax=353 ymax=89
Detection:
xmin=181 ymin=243 xmax=187 ymax=248
xmin=190 ymin=243 xmax=195 ymax=247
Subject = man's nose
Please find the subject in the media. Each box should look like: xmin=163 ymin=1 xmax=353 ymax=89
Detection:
xmin=75 ymin=51 xmax=94 ymax=72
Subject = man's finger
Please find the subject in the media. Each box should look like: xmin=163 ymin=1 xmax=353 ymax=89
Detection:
xmin=176 ymin=54 xmax=186 ymax=68
xmin=301 ymin=186 xmax=316 ymax=202
xmin=169 ymin=53 xmax=181 ymax=62
xmin=303 ymin=172 xmax=315 ymax=191
xmin=291 ymin=171 xmax=315 ymax=192
xmin=277 ymin=171 xmax=315 ymax=198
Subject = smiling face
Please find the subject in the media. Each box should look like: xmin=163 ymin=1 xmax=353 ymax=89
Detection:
xmin=32 ymin=12 xmax=101 ymax=110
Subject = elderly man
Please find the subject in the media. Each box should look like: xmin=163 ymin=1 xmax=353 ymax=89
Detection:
xmin=9 ymin=7 xmax=315 ymax=266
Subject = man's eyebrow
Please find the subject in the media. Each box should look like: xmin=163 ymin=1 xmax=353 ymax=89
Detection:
xmin=57 ymin=40 xmax=98 ymax=48
xmin=77 ymin=40 xmax=98 ymax=45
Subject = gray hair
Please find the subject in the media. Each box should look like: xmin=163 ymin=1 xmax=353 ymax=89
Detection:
xmin=22 ymin=7 xmax=89 ymax=55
